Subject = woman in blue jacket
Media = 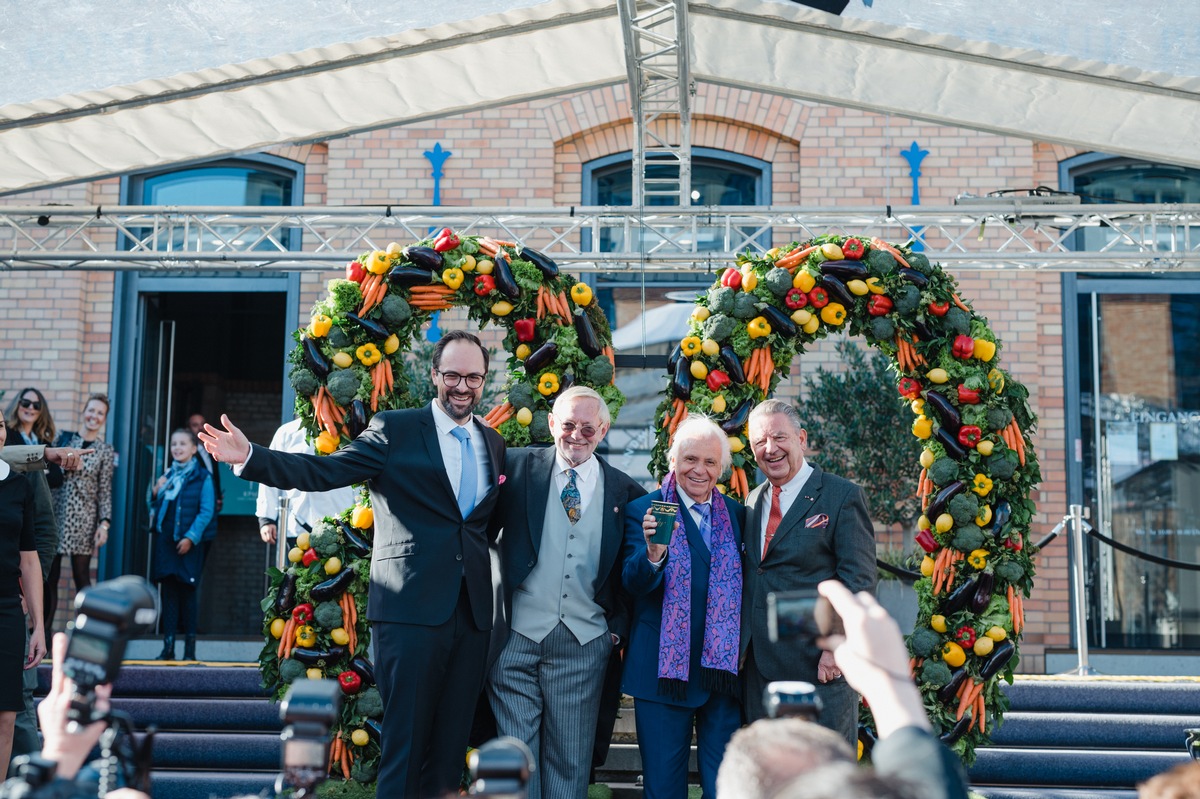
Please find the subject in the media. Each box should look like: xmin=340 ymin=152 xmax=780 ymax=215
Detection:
xmin=149 ymin=429 xmax=214 ymax=661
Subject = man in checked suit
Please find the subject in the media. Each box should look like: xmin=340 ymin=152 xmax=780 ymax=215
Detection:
xmin=488 ymin=386 xmax=645 ymax=799
xmin=200 ymin=330 xmax=506 ymax=799
xmin=740 ymin=399 xmax=876 ymax=745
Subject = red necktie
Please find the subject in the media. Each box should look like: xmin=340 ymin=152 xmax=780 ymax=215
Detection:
xmin=763 ymin=484 xmax=782 ymax=558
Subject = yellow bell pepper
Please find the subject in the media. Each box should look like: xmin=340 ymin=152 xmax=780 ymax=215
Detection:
xmin=972 ymin=473 xmax=994 ymax=497
xmin=942 ymin=641 xmax=966 ymax=668
xmin=356 ymin=343 xmax=382 ymax=366
xmin=309 ymin=314 xmax=333 ymax=338
xmin=315 ymin=431 xmax=339 ymax=454
xmin=912 ymin=415 xmax=933 ymax=439
xmin=987 ymin=368 xmax=1006 ymax=394
xmin=306 ymin=667 xmax=324 ymax=680
xmin=820 ymin=302 xmax=847 ymax=326
xmin=973 ymin=338 xmax=997 ymax=362
xmin=351 ymin=505 xmax=374 ymax=529
xmin=295 ymin=625 xmax=317 ymax=647
xmin=793 ymin=271 xmax=817 ymax=292
xmin=570 ymin=282 xmax=594 ymax=307
xmin=680 ymin=336 xmax=703 ymax=356
xmin=366 ymin=250 xmax=391 ymax=275
xmin=441 ymin=267 xmax=465 ymax=291
xmin=537 ymin=373 xmax=560 ymax=396
xmin=747 ymin=317 xmax=772 ymax=339
xmin=967 ymin=549 xmax=989 ymax=569
xmin=865 ymin=277 xmax=886 ymax=294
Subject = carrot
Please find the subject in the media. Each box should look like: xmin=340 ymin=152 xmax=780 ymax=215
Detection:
xmin=536 ymin=287 xmax=546 ymax=320
xmin=277 ymin=618 xmax=294 ymax=659
xmin=408 ymin=284 xmax=453 ymax=294
xmin=759 ymin=344 xmax=773 ymax=391
xmin=341 ymin=735 xmax=352 ymax=779
xmin=932 ymin=548 xmax=948 ymax=594
xmin=775 ymin=244 xmax=818 ymax=270
xmin=476 ymin=239 xmax=498 ymax=257
xmin=951 ymin=293 xmax=971 ymax=313
xmin=977 ymin=693 xmax=986 ymax=734
xmin=917 ymin=468 xmax=928 ymax=500
xmin=1015 ymin=593 xmax=1024 ymax=634
xmin=955 ymin=676 xmax=970 ymax=700
xmin=329 ymin=734 xmax=338 ymax=773
xmin=384 ymin=359 xmax=393 ymax=393
xmin=870 ymin=237 xmax=911 ymax=269
xmin=1009 ymin=421 xmax=1027 ymax=466
xmin=555 ymin=291 xmax=570 ymax=321
xmin=956 ymin=681 xmax=975 ymax=720
xmin=1007 ymin=585 xmax=1017 ymax=631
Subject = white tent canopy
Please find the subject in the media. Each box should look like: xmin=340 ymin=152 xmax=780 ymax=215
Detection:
xmin=3 ymin=0 xmax=1200 ymax=195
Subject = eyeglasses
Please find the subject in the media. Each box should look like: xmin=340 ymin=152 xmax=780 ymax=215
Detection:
xmin=436 ymin=371 xmax=486 ymax=389
xmin=558 ymin=422 xmax=599 ymax=439
xmin=18 ymin=399 xmax=42 ymax=411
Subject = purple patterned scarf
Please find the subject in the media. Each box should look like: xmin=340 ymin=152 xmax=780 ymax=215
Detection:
xmin=657 ymin=472 xmax=742 ymax=700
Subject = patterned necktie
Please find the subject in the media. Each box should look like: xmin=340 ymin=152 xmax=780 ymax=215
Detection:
xmin=694 ymin=502 xmax=711 ymax=550
xmin=561 ymin=468 xmax=581 ymax=524
xmin=451 ymin=427 xmax=477 ymax=518
xmin=763 ymin=484 xmax=782 ymax=558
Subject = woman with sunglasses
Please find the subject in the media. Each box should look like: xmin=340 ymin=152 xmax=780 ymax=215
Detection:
xmin=48 ymin=394 xmax=115 ymax=636
xmin=5 ymin=389 xmax=62 ymax=490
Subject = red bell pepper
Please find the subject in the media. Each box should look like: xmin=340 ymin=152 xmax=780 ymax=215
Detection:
xmin=706 ymin=370 xmax=731 ymax=392
xmin=952 ymin=335 xmax=976 ymax=359
xmin=292 ymin=603 xmax=315 ymax=624
xmin=346 ymin=260 xmax=367 ymax=284
xmin=841 ymin=238 xmax=865 ymax=260
xmin=338 ymin=670 xmax=363 ymax=694
xmin=897 ymin=377 xmax=922 ymax=400
xmin=957 ymin=384 xmax=981 ymax=405
xmin=915 ymin=528 xmax=938 ymax=553
xmin=302 ymin=548 xmax=320 ymax=567
xmin=1004 ymin=537 xmax=1024 ymax=552
xmin=784 ymin=288 xmax=809 ymax=310
xmin=867 ymin=295 xmax=893 ymax=316
xmin=720 ymin=268 xmax=742 ymax=290
xmin=432 ymin=227 xmax=460 ymax=253
xmin=927 ymin=301 xmax=950 ymax=317
xmin=474 ymin=275 xmax=496 ymax=296
xmin=514 ymin=318 xmax=536 ymax=343
xmin=958 ymin=425 xmax=983 ymax=447
xmin=808 ymin=287 xmax=830 ymax=309
xmin=955 ymin=625 xmax=977 ymax=648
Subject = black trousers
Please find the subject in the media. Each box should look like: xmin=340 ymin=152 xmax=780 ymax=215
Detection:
xmin=373 ymin=582 xmax=489 ymax=798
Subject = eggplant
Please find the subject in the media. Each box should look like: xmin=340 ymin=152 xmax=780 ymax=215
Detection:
xmin=346 ymin=312 xmax=389 ymax=342
xmin=401 ymin=245 xmax=444 ymax=271
xmin=573 ymin=310 xmax=603 ymax=358
xmin=336 ymin=520 xmax=372 ymax=558
xmin=937 ymin=668 xmax=970 ymax=704
xmin=760 ymin=304 xmax=798 ymax=338
xmin=665 ymin=344 xmax=682 ymax=375
xmin=671 ymin=368 xmax=692 ymax=401
xmin=819 ymin=275 xmax=855 ymax=307
xmin=943 ymin=574 xmax=980 ymax=616
xmin=347 ymin=400 xmax=369 ymax=439
xmin=935 ymin=427 xmax=969 ymax=461
xmin=720 ymin=400 xmax=752 ymax=435
xmin=310 ymin=568 xmax=356 ymax=602
xmin=492 ymin=253 xmax=520 ymax=299
xmin=820 ymin=262 xmax=868 ymax=282
xmin=719 ymin=346 xmax=746 ymax=384
xmin=274 ymin=572 xmax=298 ymax=615
xmin=301 ymin=337 xmax=330 ymax=380
xmin=898 ymin=267 xmax=929 ymax=288
xmin=524 ymin=341 xmax=558 ymax=376
xmin=970 ymin=571 xmax=995 ymax=613
xmin=291 ymin=645 xmax=347 ymax=666
xmin=979 ymin=639 xmax=1017 ymax=680
xmin=911 ymin=318 xmax=936 ymax=343
xmin=924 ymin=391 xmax=961 ymax=435
xmin=926 ymin=480 xmax=966 ymax=522
xmin=939 ymin=714 xmax=972 ymax=745
xmin=519 ymin=246 xmax=559 ymax=279
xmin=349 ymin=656 xmax=376 ymax=687
xmin=388 ymin=265 xmax=436 ymax=288
xmin=990 ymin=501 xmax=1012 ymax=539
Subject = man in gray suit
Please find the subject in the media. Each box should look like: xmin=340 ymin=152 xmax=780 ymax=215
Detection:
xmin=740 ymin=399 xmax=876 ymax=744
xmin=488 ymin=386 xmax=645 ymax=799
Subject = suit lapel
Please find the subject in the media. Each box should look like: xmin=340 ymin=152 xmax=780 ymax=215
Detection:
xmin=597 ymin=457 xmax=624 ymax=576
xmin=679 ymin=501 xmax=711 ymax=561
xmin=418 ymin=408 xmax=457 ymax=506
xmin=526 ymin=447 xmax=556 ymax=553
xmin=744 ymin=483 xmax=766 ymax=567
xmin=765 ymin=464 xmax=825 ymax=558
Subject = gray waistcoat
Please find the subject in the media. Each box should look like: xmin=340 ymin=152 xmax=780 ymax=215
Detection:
xmin=511 ymin=470 xmax=607 ymax=644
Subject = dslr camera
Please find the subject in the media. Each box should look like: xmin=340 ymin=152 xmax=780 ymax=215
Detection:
xmin=467 ymin=737 xmax=534 ymax=798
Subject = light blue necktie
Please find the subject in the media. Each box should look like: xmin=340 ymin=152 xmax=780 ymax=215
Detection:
xmin=451 ymin=426 xmax=477 ymax=518
xmin=695 ymin=502 xmax=712 ymax=550
xmin=561 ymin=468 xmax=581 ymax=524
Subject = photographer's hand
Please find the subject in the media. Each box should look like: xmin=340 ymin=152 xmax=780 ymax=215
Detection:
xmin=817 ymin=580 xmax=930 ymax=737
xmin=37 ymin=633 xmax=113 ymax=780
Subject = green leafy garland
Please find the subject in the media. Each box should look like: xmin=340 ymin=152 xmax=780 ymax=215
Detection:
xmin=646 ymin=234 xmax=1040 ymax=764
xmin=259 ymin=230 xmax=623 ymax=785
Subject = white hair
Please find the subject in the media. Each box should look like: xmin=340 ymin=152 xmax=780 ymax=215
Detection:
xmin=668 ymin=415 xmax=732 ymax=472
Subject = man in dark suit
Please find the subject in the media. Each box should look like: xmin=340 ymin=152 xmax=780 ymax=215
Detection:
xmin=487 ymin=386 xmax=644 ymax=799
xmin=740 ymin=399 xmax=876 ymax=745
xmin=199 ymin=330 xmax=505 ymax=799
xmin=623 ymin=416 xmax=744 ymax=799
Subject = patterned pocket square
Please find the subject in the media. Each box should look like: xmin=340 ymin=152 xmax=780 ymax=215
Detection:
xmin=805 ymin=513 xmax=829 ymax=528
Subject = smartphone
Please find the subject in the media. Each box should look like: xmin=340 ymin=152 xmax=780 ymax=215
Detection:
xmin=766 ymin=589 xmax=844 ymax=645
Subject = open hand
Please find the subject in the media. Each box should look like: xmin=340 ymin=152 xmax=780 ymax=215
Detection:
xmin=197 ymin=414 xmax=252 ymax=465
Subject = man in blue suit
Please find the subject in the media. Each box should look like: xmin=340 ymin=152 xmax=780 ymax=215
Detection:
xmin=623 ymin=416 xmax=744 ymax=799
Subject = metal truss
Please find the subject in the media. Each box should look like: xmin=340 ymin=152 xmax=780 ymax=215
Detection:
xmin=618 ymin=0 xmax=693 ymax=209
xmin=2 ymin=204 xmax=1200 ymax=273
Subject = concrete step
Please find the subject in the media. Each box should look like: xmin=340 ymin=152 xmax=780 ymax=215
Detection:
xmin=987 ymin=712 xmax=1200 ymax=750
xmin=968 ymin=747 xmax=1191 ymax=788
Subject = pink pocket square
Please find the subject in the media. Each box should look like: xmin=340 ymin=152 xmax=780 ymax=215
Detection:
xmin=805 ymin=513 xmax=829 ymax=529
xmin=498 ymin=474 xmax=507 ymax=486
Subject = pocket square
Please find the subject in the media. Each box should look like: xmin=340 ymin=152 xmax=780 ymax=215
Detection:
xmin=498 ymin=474 xmax=506 ymax=486
xmin=805 ymin=513 xmax=829 ymax=529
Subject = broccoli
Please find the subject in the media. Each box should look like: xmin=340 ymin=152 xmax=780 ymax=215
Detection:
xmin=986 ymin=407 xmax=1013 ymax=431
xmin=893 ymin=285 xmax=921 ymax=315
xmin=507 ymin=382 xmax=536 ymax=411
xmin=707 ymin=286 xmax=735 ymax=315
xmin=987 ymin=453 xmax=1017 ymax=481
xmin=351 ymin=761 xmax=378 ymax=783
xmin=943 ymin=307 xmax=971 ymax=336
xmin=380 ymin=295 xmax=412 ymax=328
xmin=328 ymin=326 xmax=352 ymax=349
xmin=732 ymin=292 xmax=759 ymax=320
xmin=927 ymin=458 xmax=960 ymax=487
xmin=327 ymin=279 xmax=364 ymax=317
xmin=868 ymin=316 xmax=896 ymax=341
xmin=702 ymin=313 xmax=738 ymax=342
xmin=355 ymin=686 xmax=384 ymax=718
xmin=995 ymin=560 xmax=1025 ymax=584
xmin=909 ymin=628 xmax=943 ymax=659
xmin=278 ymin=658 xmax=306 ymax=683
xmin=290 ymin=367 xmax=320 ymax=399
xmin=951 ymin=526 xmax=985 ymax=553
xmin=314 ymin=601 xmax=344 ymax=630
xmin=947 ymin=493 xmax=980 ymax=526
xmin=920 ymin=660 xmax=953 ymax=688
xmin=585 ymin=355 xmax=614 ymax=386
xmin=867 ymin=248 xmax=897 ymax=274
xmin=530 ymin=411 xmax=551 ymax=442
xmin=764 ymin=267 xmax=793 ymax=297
xmin=326 ymin=369 xmax=362 ymax=407
xmin=310 ymin=520 xmax=341 ymax=557
xmin=906 ymin=252 xmax=932 ymax=274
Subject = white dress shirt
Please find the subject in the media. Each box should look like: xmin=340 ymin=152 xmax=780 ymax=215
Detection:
xmin=552 ymin=451 xmax=600 ymax=516
xmin=758 ymin=460 xmax=814 ymax=555
xmin=431 ymin=400 xmax=492 ymax=504
xmin=255 ymin=419 xmax=357 ymax=538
